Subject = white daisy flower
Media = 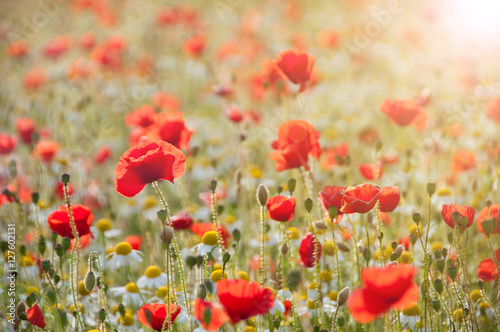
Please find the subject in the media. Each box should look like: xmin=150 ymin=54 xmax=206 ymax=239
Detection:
xmin=106 ymin=242 xmax=143 ymax=268
xmin=110 ymin=282 xmax=149 ymax=307
xmin=191 ymin=231 xmax=222 ymax=261
xmin=137 ymin=265 xmax=169 ymax=289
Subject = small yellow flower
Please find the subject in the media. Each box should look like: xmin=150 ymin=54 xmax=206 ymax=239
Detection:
xmin=125 ymin=282 xmax=139 ymax=293
xmin=156 ymin=286 xmax=168 ymax=299
xmin=144 ymin=266 xmax=162 ymax=279
xmin=328 ymin=291 xmax=338 ymax=301
xmin=20 ymin=255 xmax=34 ymax=267
xmin=26 ymin=286 xmax=39 ymax=296
xmin=402 ymin=302 xmax=421 ymax=316
xmin=237 ymin=271 xmax=250 ymax=281
xmin=242 ymin=327 xmax=257 ymax=332
xmin=114 ymin=242 xmax=132 ymax=256
xmin=319 ymin=270 xmax=333 ymax=282
xmin=399 ymin=251 xmax=413 ymax=264
xmin=118 ymin=313 xmax=134 ymax=326
xmin=37 ymin=199 xmax=50 ymax=209
xmin=286 ymin=227 xmax=300 ymax=240
xmin=431 ymin=242 xmax=443 ymax=252
xmin=143 ymin=195 xmax=157 ymax=210
xmin=409 ymin=224 xmax=422 ymax=237
xmin=308 ymin=281 xmax=317 ymax=290
xmin=210 ymin=269 xmax=227 ymax=282
xmin=202 ymin=231 xmax=219 ymax=246
xmin=307 ymin=300 xmax=316 ymax=309
xmin=249 ymin=165 xmax=263 ymax=178
xmin=453 ymin=309 xmax=464 ymax=323
xmin=96 ymin=218 xmax=111 ymax=232
xmin=470 ymin=289 xmax=482 ymax=303
xmin=437 ymin=187 xmax=452 ymax=196
xmin=323 ymin=241 xmax=336 ymax=256
xmin=225 ymin=215 xmax=236 ymax=224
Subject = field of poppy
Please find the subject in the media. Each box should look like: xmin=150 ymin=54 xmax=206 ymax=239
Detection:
xmin=2 ymin=0 xmax=500 ymax=331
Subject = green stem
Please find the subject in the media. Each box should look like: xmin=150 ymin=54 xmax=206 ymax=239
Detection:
xmin=260 ymin=204 xmax=266 ymax=287
xmin=361 ymin=214 xmax=370 ymax=267
xmin=307 ymin=210 xmax=323 ymax=328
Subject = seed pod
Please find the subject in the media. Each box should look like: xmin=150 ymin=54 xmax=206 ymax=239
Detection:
xmin=61 ymin=237 xmax=71 ymax=251
xmin=196 ymin=284 xmax=207 ymax=299
xmin=481 ymin=219 xmax=493 ymax=237
xmin=337 ymin=316 xmax=345 ymax=327
xmin=38 ymin=237 xmax=46 ymax=255
xmin=210 ymin=179 xmax=218 ymax=191
xmin=277 ymin=186 xmax=283 ymax=195
xmin=160 ymin=227 xmax=173 ymax=246
xmin=328 ymin=207 xmax=338 ymax=220
xmin=337 ymin=243 xmax=350 ymax=252
xmin=232 ymin=229 xmax=241 ymax=242
xmin=432 ymin=299 xmax=441 ymax=312
xmin=41 ymin=259 xmax=51 ymax=272
xmin=99 ymin=308 xmax=106 ymax=322
xmin=53 ymin=274 xmax=61 ymax=284
xmin=478 ymin=279 xmax=484 ymax=289
xmin=304 ymin=198 xmax=313 ymax=212
xmin=435 ymin=259 xmax=445 ymax=273
xmin=222 ymin=252 xmax=231 ymax=264
xmin=412 ymin=212 xmax=421 ymax=224
xmin=287 ymin=270 xmax=301 ymax=291
xmin=434 ymin=279 xmax=444 ymax=294
xmin=31 ymin=192 xmax=40 ymax=204
xmin=448 ymin=265 xmax=457 ymax=281
xmin=280 ymin=242 xmax=289 ymax=255
xmin=185 ymin=255 xmax=196 ymax=269
xmin=313 ymin=324 xmax=320 ymax=332
xmin=84 ymin=270 xmax=96 ymax=292
xmin=257 ymin=184 xmax=269 ymax=206
xmin=337 ymin=287 xmax=350 ymax=306
xmin=273 ymin=319 xmax=281 ymax=329
xmin=61 ymin=173 xmax=70 ymax=184
xmin=157 ymin=210 xmax=167 ymax=222
xmin=288 ymin=178 xmax=296 ymax=194
xmin=427 ymin=183 xmax=436 ymax=196
xmin=55 ymin=244 xmax=64 ymax=257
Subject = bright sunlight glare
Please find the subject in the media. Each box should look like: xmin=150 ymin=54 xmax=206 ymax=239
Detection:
xmin=450 ymin=0 xmax=500 ymax=38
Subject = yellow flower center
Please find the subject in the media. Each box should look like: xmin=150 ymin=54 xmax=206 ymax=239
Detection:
xmin=156 ymin=286 xmax=168 ymax=298
xmin=409 ymin=224 xmax=422 ymax=236
xmin=143 ymin=195 xmax=157 ymax=210
xmin=20 ymin=255 xmax=34 ymax=267
xmin=96 ymin=218 xmax=111 ymax=232
xmin=399 ymin=251 xmax=413 ymax=264
xmin=118 ymin=313 xmax=134 ymax=326
xmin=202 ymin=231 xmax=219 ymax=246
xmin=470 ymin=289 xmax=482 ymax=303
xmin=237 ymin=271 xmax=250 ymax=281
xmin=319 ymin=271 xmax=333 ymax=282
xmin=437 ymin=187 xmax=452 ymax=196
xmin=125 ymin=282 xmax=139 ymax=293
xmin=287 ymin=227 xmax=300 ymax=240
xmin=323 ymin=241 xmax=336 ymax=256
xmin=328 ymin=291 xmax=338 ymax=301
xmin=69 ymin=303 xmax=85 ymax=314
xmin=242 ymin=327 xmax=257 ymax=332
xmin=225 ymin=215 xmax=236 ymax=224
xmin=78 ymin=281 xmax=91 ymax=296
xmin=453 ymin=309 xmax=464 ymax=323
xmin=145 ymin=265 xmax=162 ymax=279
xmin=308 ymin=281 xmax=317 ymax=290
xmin=402 ymin=302 xmax=421 ymax=316
xmin=26 ymin=286 xmax=39 ymax=295
xmin=431 ymin=242 xmax=443 ymax=252
xmin=115 ymin=242 xmax=132 ymax=256
xmin=307 ymin=300 xmax=316 ymax=309
xmin=210 ymin=269 xmax=227 ymax=282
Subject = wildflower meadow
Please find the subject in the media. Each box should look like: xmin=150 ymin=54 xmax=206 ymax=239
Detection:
xmin=1 ymin=0 xmax=500 ymax=331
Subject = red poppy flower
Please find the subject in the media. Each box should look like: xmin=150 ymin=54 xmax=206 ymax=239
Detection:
xmin=115 ymin=140 xmax=186 ymax=197
xmin=183 ymin=35 xmax=205 ymax=57
xmin=477 ymin=249 xmax=500 ymax=282
xmin=321 ymin=143 xmax=349 ymax=169
xmin=16 ymin=117 xmax=36 ymax=144
xmin=125 ymin=105 xmax=157 ymax=128
xmin=35 ymin=141 xmax=59 ymax=163
xmin=348 ymin=264 xmax=419 ymax=323
xmin=267 ymin=195 xmax=296 ymax=222
xmin=26 ymin=303 xmax=46 ymax=328
xmin=151 ymin=92 xmax=181 ymax=112
xmin=190 ymin=223 xmax=231 ymax=248
xmin=6 ymin=40 xmax=29 ymax=57
xmin=399 ymin=236 xmax=411 ymax=250
xmin=125 ymin=235 xmax=142 ymax=250
xmin=486 ymin=96 xmax=500 ymax=123
xmin=47 ymin=204 xmax=94 ymax=239
xmin=94 ymin=146 xmax=111 ymax=164
xmin=55 ymin=181 xmax=74 ymax=200
xmin=274 ymin=49 xmax=315 ymax=92
xmin=441 ymin=203 xmax=475 ymax=229
xmin=299 ymin=232 xmax=321 ymax=267
xmin=152 ymin=112 xmax=193 ymax=150
xmin=318 ymin=185 xmax=346 ymax=220
xmin=43 ymin=35 xmax=71 ymax=59
xmin=379 ymin=187 xmax=400 ymax=212
xmin=79 ymin=31 xmax=96 ymax=49
xmin=270 ymin=120 xmax=321 ymax=172
xmin=359 ymin=163 xmax=383 ymax=180
xmin=380 ymin=98 xmax=422 ymax=126
xmin=69 ymin=233 xmax=92 ymax=251
xmin=225 ymin=105 xmax=243 ymax=123
xmin=0 ymin=133 xmax=15 ymax=154
xmin=341 ymin=184 xmax=381 ymax=214
xmin=217 ymin=279 xmax=275 ymax=323
xmin=137 ymin=303 xmax=181 ymax=331
xmin=451 ymin=150 xmax=476 ymax=175
xmin=193 ymin=298 xmax=230 ymax=331
xmin=90 ymin=36 xmax=126 ymax=70
xmin=171 ymin=210 xmax=193 ymax=230
xmin=477 ymin=205 xmax=500 ymax=235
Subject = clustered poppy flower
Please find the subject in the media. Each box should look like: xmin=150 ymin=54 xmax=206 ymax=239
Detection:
xmin=274 ymin=49 xmax=315 ymax=92
xmin=380 ymin=98 xmax=424 ymax=127
xmin=216 ymin=278 xmax=275 ymax=323
xmin=441 ymin=203 xmax=475 ymax=229
xmin=270 ymin=120 xmax=321 ymax=172
xmin=378 ymin=186 xmax=400 ymax=212
xmin=47 ymin=204 xmax=94 ymax=239
xmin=193 ymin=298 xmax=229 ymax=331
xmin=267 ymin=195 xmax=296 ymax=222
xmin=115 ymin=140 xmax=186 ymax=197
xmin=348 ymin=264 xmax=419 ymax=323
xmin=299 ymin=232 xmax=321 ymax=267
xmin=476 ymin=204 xmax=500 ymax=235
xmin=137 ymin=303 xmax=181 ymax=331
xmin=340 ymin=184 xmax=381 ymax=214
xmin=0 ymin=133 xmax=16 ymax=154
xmin=477 ymin=248 xmax=500 ymax=282
xmin=15 ymin=117 xmax=36 ymax=144
xmin=170 ymin=210 xmax=194 ymax=230
xmin=321 ymin=143 xmax=349 ymax=169
xmin=359 ymin=162 xmax=383 ymax=180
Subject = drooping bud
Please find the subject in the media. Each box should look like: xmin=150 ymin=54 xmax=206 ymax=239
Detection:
xmin=280 ymin=242 xmax=289 ymax=255
xmin=196 ymin=284 xmax=207 ymax=299
xmin=160 ymin=227 xmax=173 ymax=246
xmin=157 ymin=210 xmax=167 ymax=222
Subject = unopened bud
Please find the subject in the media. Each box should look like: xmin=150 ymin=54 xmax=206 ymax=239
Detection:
xmin=84 ymin=270 xmax=96 ymax=292
xmin=280 ymin=242 xmax=289 ymax=255
xmin=61 ymin=173 xmax=70 ymax=185
xmin=304 ymin=198 xmax=313 ymax=212
xmin=394 ymin=245 xmax=404 ymax=258
xmin=157 ymin=210 xmax=167 ymax=222
xmin=31 ymin=192 xmax=39 ymax=204
xmin=223 ymin=252 xmax=231 ymax=264
xmin=197 ymin=284 xmax=207 ymax=299
xmin=337 ymin=287 xmax=350 ymax=306
xmin=427 ymin=183 xmax=436 ymax=196
xmin=481 ymin=219 xmax=493 ymax=236
xmin=210 ymin=179 xmax=218 ymax=191
xmin=434 ymin=279 xmax=443 ymax=294
xmin=232 ymin=229 xmax=241 ymax=242
xmin=160 ymin=227 xmax=173 ymax=245
xmin=288 ymin=178 xmax=296 ymax=194
xmin=257 ymin=184 xmax=269 ymax=206
xmin=41 ymin=260 xmax=51 ymax=272
xmin=448 ymin=265 xmax=457 ymax=281
xmin=412 ymin=212 xmax=421 ymax=224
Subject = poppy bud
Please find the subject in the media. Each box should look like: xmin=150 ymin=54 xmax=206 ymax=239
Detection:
xmin=273 ymin=319 xmax=281 ymax=329
xmin=412 ymin=212 xmax=421 ymax=224
xmin=99 ymin=308 xmax=106 ymax=322
xmin=447 ymin=232 xmax=453 ymax=243
xmin=448 ymin=265 xmax=457 ymax=281
xmin=16 ymin=301 xmax=26 ymax=317
xmin=27 ymin=293 xmax=37 ymax=307
xmin=157 ymin=210 xmax=167 ymax=222
xmin=378 ymin=232 xmax=384 ymax=240
xmin=185 ymin=255 xmax=196 ymax=269
xmin=337 ymin=287 xmax=350 ymax=306
xmin=18 ymin=312 xmax=27 ymax=320
xmin=277 ymin=185 xmax=283 ymax=195
xmin=197 ymin=283 xmax=207 ymax=299
xmin=53 ymin=275 xmax=61 ymax=284
xmin=61 ymin=173 xmax=70 ymax=185
xmin=391 ymin=241 xmax=398 ymax=249
xmin=427 ymin=183 xmax=436 ymax=196
xmin=20 ymin=245 xmax=26 ymax=256
xmin=223 ymin=252 xmax=231 ymax=264
xmin=434 ymin=249 xmax=442 ymax=259
xmin=204 ymin=278 xmax=214 ymax=293
xmin=3 ymin=188 xmax=14 ymax=199
xmin=328 ymin=206 xmax=338 ymax=220
xmin=337 ymin=243 xmax=350 ymax=252
xmin=160 ymin=227 xmax=173 ymax=246
xmin=280 ymin=242 xmax=289 ymax=255
xmin=337 ymin=316 xmax=345 ymax=327
xmin=41 ymin=260 xmax=51 ymax=272
xmin=257 ymin=184 xmax=269 ymax=206
xmin=287 ymin=270 xmax=301 ymax=291
xmin=38 ymin=237 xmax=46 ymax=254
xmin=118 ymin=304 xmax=126 ymax=316
xmin=203 ymin=308 xmax=212 ymax=327
xmin=478 ymin=279 xmax=484 ymax=289
xmin=459 ymin=216 xmax=468 ymax=228
xmin=46 ymin=290 xmax=57 ymax=305
xmin=486 ymin=199 xmax=492 ymax=208
xmin=394 ymin=244 xmax=404 ymax=258
xmin=313 ymin=325 xmax=320 ymax=332
xmin=481 ymin=219 xmax=493 ymax=236
xmin=232 ymin=229 xmax=241 ymax=242
xmin=432 ymin=299 xmax=441 ymax=312
xmin=435 ymin=259 xmax=445 ymax=272
xmin=8 ymin=160 xmax=17 ymax=178
xmin=84 ymin=270 xmax=96 ymax=292
xmin=61 ymin=237 xmax=71 ymax=251
xmin=55 ymin=244 xmax=64 ymax=257
xmin=451 ymin=211 xmax=460 ymax=225
xmin=364 ymin=248 xmax=372 ymax=262
xmin=288 ymin=177 xmax=296 ymax=194
xmin=434 ymin=279 xmax=444 ymax=294
xmin=442 ymin=247 xmax=448 ymax=257
xmin=409 ymin=234 xmax=417 ymax=246
xmin=314 ymin=221 xmax=327 ymax=230
xmin=31 ymin=192 xmax=39 ymax=204
xmin=304 ymin=198 xmax=313 ymax=212
xmin=210 ymin=179 xmax=218 ymax=191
